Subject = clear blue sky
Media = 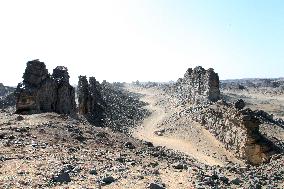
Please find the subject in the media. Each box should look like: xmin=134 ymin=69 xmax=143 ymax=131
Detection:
xmin=0 ymin=0 xmax=283 ymax=86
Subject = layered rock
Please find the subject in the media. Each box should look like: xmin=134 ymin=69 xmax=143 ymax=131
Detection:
xmin=15 ymin=60 xmax=76 ymax=115
xmin=165 ymin=66 xmax=279 ymax=164
xmin=184 ymin=101 xmax=278 ymax=165
xmin=77 ymin=76 xmax=104 ymax=124
xmin=173 ymin=66 xmax=220 ymax=104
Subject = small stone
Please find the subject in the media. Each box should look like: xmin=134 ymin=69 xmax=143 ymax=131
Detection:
xmin=89 ymin=168 xmax=97 ymax=175
xmin=234 ymin=99 xmax=245 ymax=110
xmin=52 ymin=172 xmax=71 ymax=183
xmin=16 ymin=115 xmax=24 ymax=121
xmin=102 ymin=176 xmax=115 ymax=185
xmin=172 ymin=162 xmax=186 ymax=170
xmin=124 ymin=141 xmax=136 ymax=149
xmin=231 ymin=177 xmax=242 ymax=185
xmin=220 ymin=176 xmax=229 ymax=184
xmin=143 ymin=141 xmax=154 ymax=147
xmin=148 ymin=182 xmax=165 ymax=189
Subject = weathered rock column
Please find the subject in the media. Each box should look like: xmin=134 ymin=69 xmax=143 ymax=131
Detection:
xmin=77 ymin=76 xmax=89 ymax=114
xmin=176 ymin=66 xmax=220 ymax=104
xmin=52 ymin=66 xmax=76 ymax=114
xmin=77 ymin=76 xmax=104 ymax=124
xmin=15 ymin=60 xmax=76 ymax=115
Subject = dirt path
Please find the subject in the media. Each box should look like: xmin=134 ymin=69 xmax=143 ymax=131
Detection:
xmin=127 ymin=86 xmax=231 ymax=166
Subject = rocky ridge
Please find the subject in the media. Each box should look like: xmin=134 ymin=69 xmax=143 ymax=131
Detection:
xmin=162 ymin=66 xmax=281 ymax=165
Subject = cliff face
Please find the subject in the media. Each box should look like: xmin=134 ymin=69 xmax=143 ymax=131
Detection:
xmin=185 ymin=101 xmax=277 ymax=165
xmin=15 ymin=60 xmax=76 ymax=115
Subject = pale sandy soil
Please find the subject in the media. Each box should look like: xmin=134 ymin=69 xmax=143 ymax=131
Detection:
xmin=223 ymin=90 xmax=284 ymax=119
xmin=128 ymin=86 xmax=243 ymax=167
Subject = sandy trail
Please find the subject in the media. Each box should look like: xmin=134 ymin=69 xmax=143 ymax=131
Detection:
xmin=128 ymin=86 xmax=228 ymax=166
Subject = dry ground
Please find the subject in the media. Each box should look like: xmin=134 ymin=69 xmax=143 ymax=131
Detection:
xmin=127 ymin=86 xmax=243 ymax=167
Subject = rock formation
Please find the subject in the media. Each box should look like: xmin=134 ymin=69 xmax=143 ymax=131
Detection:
xmin=184 ymin=101 xmax=278 ymax=165
xmin=77 ymin=76 xmax=104 ymax=124
xmin=15 ymin=60 xmax=76 ymax=115
xmin=52 ymin=66 xmax=76 ymax=114
xmin=77 ymin=76 xmax=89 ymax=115
xmin=165 ymin=66 xmax=279 ymax=165
xmin=173 ymin=66 xmax=220 ymax=104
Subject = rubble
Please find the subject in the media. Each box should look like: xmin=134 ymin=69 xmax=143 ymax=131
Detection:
xmin=100 ymin=82 xmax=150 ymax=133
xmin=15 ymin=60 xmax=76 ymax=115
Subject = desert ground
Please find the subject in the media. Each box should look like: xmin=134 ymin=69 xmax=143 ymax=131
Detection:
xmin=0 ymin=65 xmax=284 ymax=189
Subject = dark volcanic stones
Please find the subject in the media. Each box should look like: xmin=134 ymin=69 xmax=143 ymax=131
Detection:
xmin=15 ymin=60 xmax=76 ymax=115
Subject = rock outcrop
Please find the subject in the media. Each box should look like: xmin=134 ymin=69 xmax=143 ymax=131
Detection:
xmin=184 ymin=101 xmax=278 ymax=165
xmin=77 ymin=76 xmax=104 ymax=124
xmin=163 ymin=66 xmax=279 ymax=165
xmin=171 ymin=66 xmax=220 ymax=104
xmin=15 ymin=60 xmax=76 ymax=115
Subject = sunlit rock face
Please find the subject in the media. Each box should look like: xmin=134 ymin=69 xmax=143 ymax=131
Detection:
xmin=185 ymin=101 xmax=278 ymax=165
xmin=182 ymin=66 xmax=220 ymax=104
xmin=15 ymin=60 xmax=76 ymax=115
xmin=168 ymin=66 xmax=278 ymax=165
xmin=172 ymin=66 xmax=220 ymax=105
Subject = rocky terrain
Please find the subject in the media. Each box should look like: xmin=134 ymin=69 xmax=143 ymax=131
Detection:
xmin=0 ymin=83 xmax=15 ymax=109
xmin=0 ymin=61 xmax=284 ymax=188
xmin=221 ymin=78 xmax=284 ymax=121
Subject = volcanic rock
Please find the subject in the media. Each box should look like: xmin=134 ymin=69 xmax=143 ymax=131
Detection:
xmin=77 ymin=75 xmax=105 ymax=124
xmin=15 ymin=60 xmax=76 ymax=115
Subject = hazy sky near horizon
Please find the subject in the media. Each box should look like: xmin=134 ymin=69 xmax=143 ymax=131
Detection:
xmin=0 ymin=0 xmax=283 ymax=86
